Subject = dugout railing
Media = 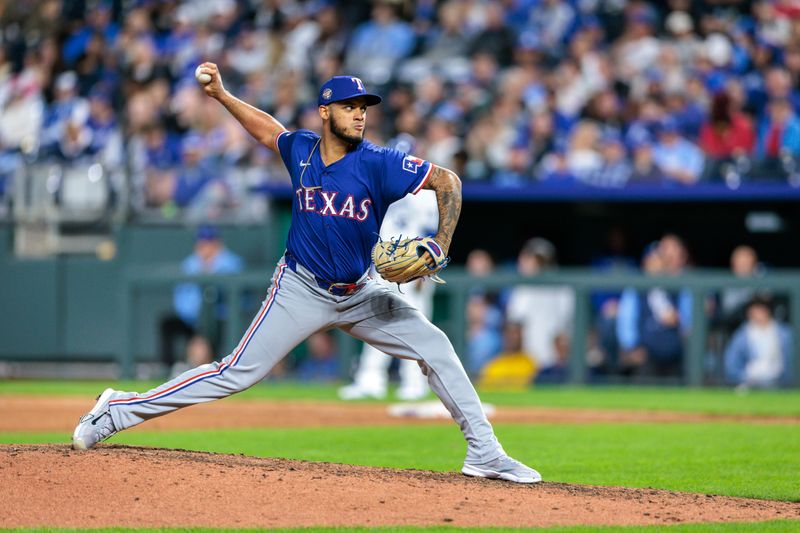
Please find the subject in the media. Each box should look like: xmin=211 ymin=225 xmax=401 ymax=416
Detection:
xmin=120 ymin=267 xmax=800 ymax=387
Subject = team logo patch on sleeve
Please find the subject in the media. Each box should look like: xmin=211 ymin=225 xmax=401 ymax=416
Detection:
xmin=402 ymin=155 xmax=424 ymax=174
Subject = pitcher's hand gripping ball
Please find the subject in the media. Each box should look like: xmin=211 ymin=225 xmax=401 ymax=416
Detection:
xmin=195 ymin=65 xmax=212 ymax=84
xmin=372 ymin=236 xmax=450 ymax=284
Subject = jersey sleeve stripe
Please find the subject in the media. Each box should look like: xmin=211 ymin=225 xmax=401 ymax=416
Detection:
xmin=274 ymin=130 xmax=289 ymax=152
xmin=412 ymin=163 xmax=434 ymax=194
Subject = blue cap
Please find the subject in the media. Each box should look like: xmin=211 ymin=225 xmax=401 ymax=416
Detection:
xmin=181 ymin=134 xmax=205 ymax=152
xmin=658 ymin=116 xmax=679 ymax=134
xmin=600 ymin=131 xmax=624 ymax=146
xmin=195 ymin=224 xmax=219 ymax=241
xmin=628 ymin=6 xmax=657 ymax=26
xmin=644 ymin=67 xmax=664 ymax=82
xmin=433 ymin=102 xmax=462 ymax=123
xmin=552 ymin=137 xmax=568 ymax=154
xmin=582 ymin=15 xmax=601 ymax=29
xmin=318 ymin=76 xmax=382 ymax=106
xmin=517 ymin=30 xmax=544 ymax=51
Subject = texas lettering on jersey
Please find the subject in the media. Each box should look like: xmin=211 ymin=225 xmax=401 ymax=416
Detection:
xmin=294 ymin=188 xmax=373 ymax=222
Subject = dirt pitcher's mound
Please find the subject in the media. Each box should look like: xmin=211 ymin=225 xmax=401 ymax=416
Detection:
xmin=2 ymin=445 xmax=798 ymax=528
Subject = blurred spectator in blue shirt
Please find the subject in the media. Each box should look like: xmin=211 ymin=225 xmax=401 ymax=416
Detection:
xmin=524 ymin=0 xmax=577 ymax=58
xmin=762 ymin=67 xmax=800 ymax=115
xmin=0 ymin=146 xmax=19 ymax=212
xmin=754 ymin=97 xmax=800 ymax=180
xmin=536 ymin=138 xmax=574 ymax=183
xmin=62 ymin=2 xmax=118 ymax=67
xmin=345 ymin=1 xmax=415 ymax=86
xmin=85 ymin=88 xmax=123 ymax=166
xmin=652 ymin=117 xmax=705 ymax=185
xmin=173 ymin=134 xmax=236 ymax=222
xmin=583 ymin=133 xmax=632 ymax=188
xmin=41 ymin=72 xmax=89 ymax=156
xmin=757 ymin=98 xmax=800 ymax=158
xmin=143 ymin=123 xmax=182 ymax=170
xmin=588 ymin=227 xmax=637 ymax=376
xmin=400 ymin=1 xmax=471 ymax=82
xmin=160 ymin=225 xmax=244 ymax=375
xmin=174 ymin=135 xmax=216 ymax=204
xmin=464 ymin=249 xmax=504 ymax=374
xmin=616 ymin=236 xmax=692 ymax=379
xmin=725 ymin=296 xmax=794 ymax=389
xmin=466 ymin=293 xmax=504 ymax=375
xmin=629 ymin=138 xmax=661 ymax=183
xmin=296 ymin=332 xmax=340 ymax=382
xmin=624 ymin=98 xmax=665 ymax=149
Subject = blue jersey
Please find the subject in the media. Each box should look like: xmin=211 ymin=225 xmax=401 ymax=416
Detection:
xmin=276 ymin=129 xmax=434 ymax=283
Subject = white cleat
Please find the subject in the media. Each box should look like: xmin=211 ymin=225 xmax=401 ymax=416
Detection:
xmin=337 ymin=384 xmax=386 ymax=400
xmin=462 ymin=455 xmax=542 ymax=484
xmin=72 ymin=388 xmax=118 ymax=450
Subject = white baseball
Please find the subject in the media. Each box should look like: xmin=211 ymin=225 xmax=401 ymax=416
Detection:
xmin=195 ymin=66 xmax=212 ymax=85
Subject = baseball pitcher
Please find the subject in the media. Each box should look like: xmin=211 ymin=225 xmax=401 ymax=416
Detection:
xmin=72 ymin=66 xmax=541 ymax=484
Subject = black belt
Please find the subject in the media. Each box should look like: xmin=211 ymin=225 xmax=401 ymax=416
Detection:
xmin=316 ymin=279 xmax=365 ymax=296
xmin=285 ymin=253 xmax=365 ymax=296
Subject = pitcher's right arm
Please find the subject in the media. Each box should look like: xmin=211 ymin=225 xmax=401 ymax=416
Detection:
xmin=196 ymin=62 xmax=287 ymax=154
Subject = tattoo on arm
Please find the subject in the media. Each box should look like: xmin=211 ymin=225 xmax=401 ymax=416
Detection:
xmin=423 ymin=165 xmax=462 ymax=253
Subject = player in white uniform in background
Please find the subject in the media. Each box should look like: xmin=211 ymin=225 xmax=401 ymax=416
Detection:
xmin=339 ymin=134 xmax=438 ymax=401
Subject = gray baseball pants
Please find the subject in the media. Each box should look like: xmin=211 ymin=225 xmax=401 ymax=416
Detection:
xmin=108 ymin=257 xmax=505 ymax=464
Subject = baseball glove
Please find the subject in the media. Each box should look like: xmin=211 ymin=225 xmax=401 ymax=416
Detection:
xmin=372 ymin=236 xmax=450 ymax=284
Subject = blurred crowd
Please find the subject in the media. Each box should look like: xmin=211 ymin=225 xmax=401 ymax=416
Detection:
xmin=5 ymin=0 xmax=800 ymax=221
xmin=2 ymin=0 xmax=795 ymax=386
xmin=465 ymin=235 xmax=794 ymax=388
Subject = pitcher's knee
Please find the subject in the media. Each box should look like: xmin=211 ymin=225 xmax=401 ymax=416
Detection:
xmin=417 ymin=360 xmax=429 ymax=376
xmin=415 ymin=328 xmax=459 ymax=366
xmin=218 ymin=362 xmax=266 ymax=391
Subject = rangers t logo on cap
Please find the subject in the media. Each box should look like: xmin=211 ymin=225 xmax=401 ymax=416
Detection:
xmin=317 ymin=76 xmax=382 ymax=106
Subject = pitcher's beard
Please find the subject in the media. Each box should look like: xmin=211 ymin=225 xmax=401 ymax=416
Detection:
xmin=330 ymin=116 xmax=363 ymax=145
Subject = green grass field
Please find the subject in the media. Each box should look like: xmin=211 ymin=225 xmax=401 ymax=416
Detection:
xmin=2 ymin=380 xmax=799 ymax=532
xmin=4 ymin=380 xmax=800 ymax=416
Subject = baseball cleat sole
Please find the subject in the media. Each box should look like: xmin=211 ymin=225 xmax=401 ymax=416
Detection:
xmin=461 ymin=463 xmax=542 ymax=484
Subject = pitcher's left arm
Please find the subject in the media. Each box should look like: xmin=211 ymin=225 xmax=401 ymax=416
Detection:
xmin=422 ymin=165 xmax=462 ymax=255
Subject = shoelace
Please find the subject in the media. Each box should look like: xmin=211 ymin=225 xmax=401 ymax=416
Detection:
xmin=496 ymin=456 xmax=532 ymax=473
